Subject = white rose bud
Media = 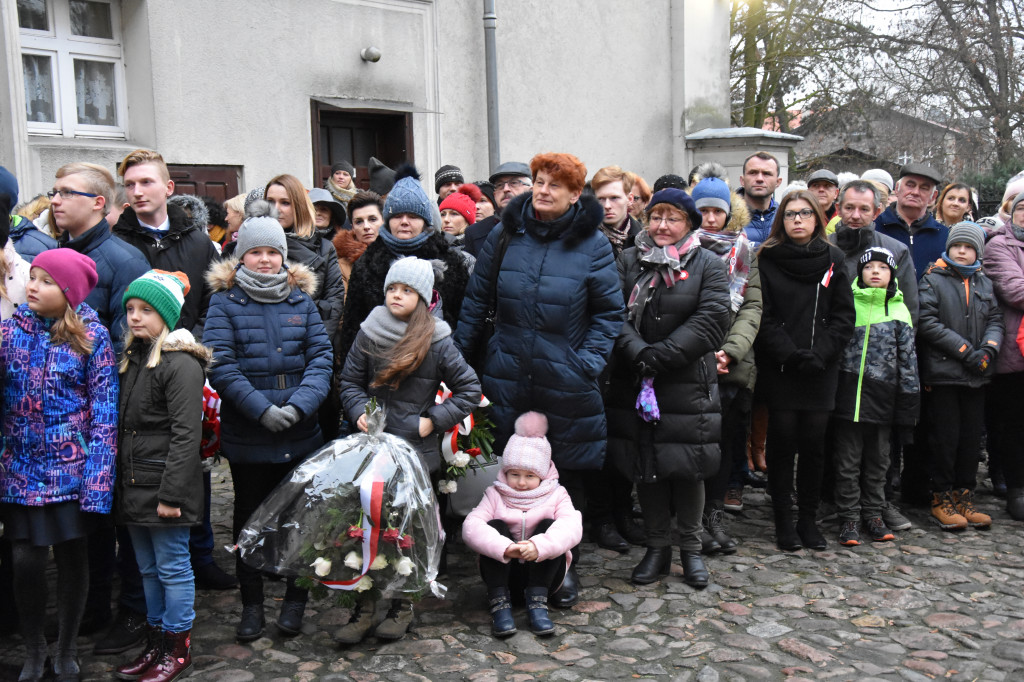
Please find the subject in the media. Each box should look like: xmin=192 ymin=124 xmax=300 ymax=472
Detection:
xmin=370 ymin=554 xmax=388 ymax=570
xmin=446 ymin=480 xmax=458 ymax=493
xmin=353 ymin=575 xmax=373 ymax=592
xmin=394 ymin=556 xmax=414 ymax=576
xmin=343 ymin=550 xmax=362 ymax=570
xmin=310 ymin=557 xmax=331 ymax=577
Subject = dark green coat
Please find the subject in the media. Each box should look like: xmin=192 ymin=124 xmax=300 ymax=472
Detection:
xmin=115 ymin=331 xmax=211 ymax=526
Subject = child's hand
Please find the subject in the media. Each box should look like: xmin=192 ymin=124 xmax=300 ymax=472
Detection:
xmin=418 ymin=417 xmax=434 ymax=437
xmin=356 ymin=413 xmax=368 ymax=433
xmin=517 ymin=540 xmax=539 ymax=562
xmin=715 ymin=350 xmax=731 ymax=375
xmin=503 ymin=543 xmax=521 ymax=560
xmin=157 ymin=503 xmax=181 ymax=519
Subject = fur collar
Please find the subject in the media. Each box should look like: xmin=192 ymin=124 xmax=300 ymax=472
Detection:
xmin=725 ymin=192 xmax=751 ymax=234
xmin=161 ymin=328 xmax=214 ymax=367
xmin=205 ymin=258 xmax=319 ymax=295
xmin=332 ymin=229 xmax=369 ymax=263
xmin=501 ymin=192 xmax=603 ymax=248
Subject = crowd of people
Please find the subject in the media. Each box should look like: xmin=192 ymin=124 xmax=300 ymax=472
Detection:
xmin=1 ymin=147 xmax=1023 ymax=681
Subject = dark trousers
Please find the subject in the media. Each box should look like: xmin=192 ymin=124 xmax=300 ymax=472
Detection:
xmin=636 ymin=478 xmax=704 ymax=552
xmin=478 ymin=520 xmax=567 ymax=593
xmin=833 ymin=419 xmax=891 ymax=521
xmin=924 ymin=385 xmax=985 ymax=491
xmin=709 ymin=384 xmax=751 ymax=500
xmin=189 ymin=470 xmax=216 ymax=567
xmin=557 ymin=468 xmax=586 ymax=564
xmin=229 ymin=459 xmax=307 ymax=605
xmin=586 ymin=460 xmax=634 ymax=525
xmin=766 ymin=409 xmax=830 ymax=517
xmin=986 ymin=372 xmax=1024 ymax=489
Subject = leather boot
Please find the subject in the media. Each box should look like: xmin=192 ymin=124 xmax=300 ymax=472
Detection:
xmin=524 ymin=587 xmax=554 ymax=636
xmin=235 ymin=603 xmax=265 ymax=642
xmin=590 ymin=522 xmax=629 ymax=553
xmin=699 ymin=523 xmax=722 ymax=555
xmin=275 ymin=600 xmax=306 ymax=636
xmin=1007 ymin=488 xmax=1024 ymax=521
xmin=680 ymin=550 xmax=710 ymax=589
xmin=796 ymin=515 xmax=828 ymax=550
xmin=614 ymin=513 xmax=647 ymax=546
xmin=773 ymin=507 xmax=802 ymax=551
xmin=115 ymin=624 xmax=162 ymax=680
xmin=487 ymin=587 xmax=516 ymax=638
xmin=630 ymin=547 xmax=672 ymax=585
xmin=706 ymin=506 xmax=738 ymax=554
xmin=374 ymin=599 xmax=413 ymax=640
xmin=138 ymin=630 xmax=191 ymax=682
xmin=549 ymin=565 xmax=580 ymax=608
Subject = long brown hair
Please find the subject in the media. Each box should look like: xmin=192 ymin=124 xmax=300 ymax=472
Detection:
xmin=265 ymin=174 xmax=316 ymax=238
xmin=934 ymin=182 xmax=974 ymax=225
xmin=50 ymin=304 xmax=94 ymax=356
xmin=371 ymin=299 xmax=435 ymax=389
xmin=758 ymin=189 xmax=829 ymax=252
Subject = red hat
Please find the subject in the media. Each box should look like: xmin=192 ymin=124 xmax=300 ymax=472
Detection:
xmin=438 ymin=184 xmax=481 ymax=225
xmin=31 ymin=248 xmax=99 ymax=310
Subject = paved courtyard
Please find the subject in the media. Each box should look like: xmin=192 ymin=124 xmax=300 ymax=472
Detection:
xmin=2 ymin=460 xmax=1023 ymax=681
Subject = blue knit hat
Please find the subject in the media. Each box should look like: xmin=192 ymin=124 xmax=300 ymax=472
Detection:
xmin=691 ymin=178 xmax=732 ymax=217
xmin=646 ymin=188 xmax=702 ymax=231
xmin=383 ymin=166 xmax=433 ymax=230
xmin=0 ymin=166 xmax=18 ymax=215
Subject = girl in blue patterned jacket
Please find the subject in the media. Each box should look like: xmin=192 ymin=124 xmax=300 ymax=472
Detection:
xmin=0 ymin=248 xmax=118 ymax=682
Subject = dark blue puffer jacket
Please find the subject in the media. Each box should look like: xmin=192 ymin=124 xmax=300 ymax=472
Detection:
xmin=204 ymin=259 xmax=333 ymax=464
xmin=454 ymin=193 xmax=625 ymax=471
xmin=875 ymin=206 xmax=948 ymax=281
xmin=10 ymin=215 xmax=57 ymax=261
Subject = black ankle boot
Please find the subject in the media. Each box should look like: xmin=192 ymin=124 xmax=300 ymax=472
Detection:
xmin=614 ymin=513 xmax=647 ymax=546
xmin=773 ymin=507 xmax=802 ymax=551
xmin=275 ymin=600 xmax=306 ymax=636
xmin=487 ymin=587 xmax=516 ymax=638
xmin=700 ymin=511 xmax=722 ymax=555
xmin=235 ymin=603 xmax=265 ymax=642
xmin=549 ymin=565 xmax=580 ymax=608
xmin=706 ymin=505 xmax=738 ymax=554
xmin=680 ymin=550 xmax=710 ymax=589
xmin=797 ymin=516 xmax=827 ymax=550
xmin=630 ymin=547 xmax=672 ymax=585
xmin=524 ymin=587 xmax=554 ymax=636
xmin=590 ymin=522 xmax=629 ymax=552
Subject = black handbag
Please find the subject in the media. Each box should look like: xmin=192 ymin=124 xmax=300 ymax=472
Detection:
xmin=470 ymin=226 xmax=512 ymax=372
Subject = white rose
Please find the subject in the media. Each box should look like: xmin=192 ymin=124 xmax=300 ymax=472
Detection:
xmin=343 ymin=550 xmax=362 ymax=570
xmin=445 ymin=480 xmax=458 ymax=494
xmin=452 ymin=452 xmax=471 ymax=468
xmin=310 ymin=557 xmax=331 ymax=577
xmin=370 ymin=554 xmax=388 ymax=570
xmin=353 ymin=575 xmax=373 ymax=592
xmin=442 ymin=449 xmax=457 ymax=464
xmin=394 ymin=556 xmax=414 ymax=576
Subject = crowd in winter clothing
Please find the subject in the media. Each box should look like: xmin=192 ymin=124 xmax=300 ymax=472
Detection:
xmin=2 ymin=148 xmax=1024 ymax=679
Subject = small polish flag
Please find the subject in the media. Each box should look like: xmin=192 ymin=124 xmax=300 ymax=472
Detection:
xmin=820 ymin=264 xmax=834 ymax=287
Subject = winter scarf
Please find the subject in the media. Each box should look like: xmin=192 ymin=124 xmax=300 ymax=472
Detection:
xmin=325 ymin=177 xmax=357 ymax=204
xmin=378 ymin=225 xmax=432 ymax=256
xmin=834 ymin=223 xmax=875 ymax=254
xmin=761 ymin=239 xmax=833 ymax=282
xmin=1012 ymin=225 xmax=1024 ymax=243
xmin=696 ymin=228 xmax=752 ymax=312
xmin=233 ymin=264 xmax=291 ymax=303
xmin=600 ymin=219 xmax=631 ymax=253
xmin=360 ymin=304 xmax=451 ymax=348
xmin=493 ymin=470 xmax=561 ymax=511
xmin=939 ymin=253 xmax=983 ymax=279
xmin=627 ymin=230 xmax=700 ymax=328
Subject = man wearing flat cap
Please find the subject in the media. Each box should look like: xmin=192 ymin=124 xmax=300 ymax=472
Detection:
xmin=462 ymin=161 xmax=533 ymax=257
xmin=875 ymin=162 xmax=948 ymax=281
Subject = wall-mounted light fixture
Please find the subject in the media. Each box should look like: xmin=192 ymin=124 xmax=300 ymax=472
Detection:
xmin=361 ymin=47 xmax=381 ymax=63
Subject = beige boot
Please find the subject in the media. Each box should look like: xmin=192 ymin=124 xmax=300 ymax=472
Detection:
xmin=952 ymin=488 xmax=991 ymax=529
xmin=930 ymin=491 xmax=968 ymax=531
xmin=373 ymin=599 xmax=413 ymax=640
xmin=332 ymin=600 xmax=376 ymax=645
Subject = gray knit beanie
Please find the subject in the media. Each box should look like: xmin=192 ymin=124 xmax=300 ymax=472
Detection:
xmin=947 ymin=221 xmax=985 ymax=259
xmin=383 ymin=257 xmax=434 ymax=303
xmin=1011 ymin=191 xmax=1024 ymax=219
xmin=237 ymin=200 xmax=288 ymax=260
xmin=383 ymin=166 xmax=434 ymax=229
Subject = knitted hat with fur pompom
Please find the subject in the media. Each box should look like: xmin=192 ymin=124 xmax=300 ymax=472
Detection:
xmin=501 ymin=412 xmax=551 ymax=479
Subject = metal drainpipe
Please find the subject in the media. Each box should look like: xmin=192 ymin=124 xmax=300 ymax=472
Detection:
xmin=483 ymin=0 xmax=500 ymax=169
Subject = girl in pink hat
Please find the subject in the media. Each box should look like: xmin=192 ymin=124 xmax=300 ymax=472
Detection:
xmin=462 ymin=412 xmax=583 ymax=639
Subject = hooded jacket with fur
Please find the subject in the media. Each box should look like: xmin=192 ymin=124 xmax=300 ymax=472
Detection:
xmin=204 ymin=260 xmax=333 ymax=464
xmin=454 ymin=192 xmax=625 ymax=471
xmin=116 ymin=329 xmax=212 ymax=526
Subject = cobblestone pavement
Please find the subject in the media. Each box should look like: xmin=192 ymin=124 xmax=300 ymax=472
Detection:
xmin=2 ymin=460 xmax=1023 ymax=681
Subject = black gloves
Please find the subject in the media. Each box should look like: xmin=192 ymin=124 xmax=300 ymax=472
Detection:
xmin=635 ymin=348 xmax=660 ymax=377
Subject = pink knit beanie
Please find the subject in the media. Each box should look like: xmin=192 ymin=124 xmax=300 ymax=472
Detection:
xmin=31 ymin=248 xmax=99 ymax=309
xmin=501 ymin=412 xmax=551 ymax=479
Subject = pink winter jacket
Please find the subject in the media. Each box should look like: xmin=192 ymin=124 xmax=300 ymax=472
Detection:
xmin=462 ymin=464 xmax=583 ymax=565
xmin=983 ymin=224 xmax=1024 ymax=373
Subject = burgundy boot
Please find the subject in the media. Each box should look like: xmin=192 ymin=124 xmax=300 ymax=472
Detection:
xmin=138 ymin=630 xmax=192 ymax=682
xmin=114 ymin=624 xmax=162 ymax=681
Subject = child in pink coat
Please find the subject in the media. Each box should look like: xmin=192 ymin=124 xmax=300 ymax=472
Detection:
xmin=462 ymin=412 xmax=583 ymax=638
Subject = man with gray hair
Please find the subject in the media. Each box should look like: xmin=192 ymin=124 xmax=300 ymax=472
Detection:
xmin=463 ymin=161 xmax=533 ymax=257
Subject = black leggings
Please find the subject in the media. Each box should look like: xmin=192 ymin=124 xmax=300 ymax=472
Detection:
xmin=924 ymin=385 xmax=985 ymax=491
xmin=766 ymin=409 xmax=830 ymax=516
xmin=478 ymin=519 xmax=567 ymax=593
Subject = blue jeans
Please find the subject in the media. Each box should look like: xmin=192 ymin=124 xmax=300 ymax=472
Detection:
xmin=127 ymin=525 xmax=195 ymax=633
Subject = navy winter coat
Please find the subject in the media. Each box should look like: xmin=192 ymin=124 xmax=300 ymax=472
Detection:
xmin=874 ymin=206 xmax=948 ymax=281
xmin=204 ymin=260 xmax=333 ymax=464
xmin=10 ymin=214 xmax=57 ymax=261
xmin=454 ymin=193 xmax=625 ymax=471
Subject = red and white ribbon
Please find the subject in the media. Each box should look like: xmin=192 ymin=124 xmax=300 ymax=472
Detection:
xmin=320 ymin=452 xmax=388 ymax=590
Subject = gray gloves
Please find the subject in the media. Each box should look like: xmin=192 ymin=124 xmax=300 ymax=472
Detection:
xmin=260 ymin=405 xmax=302 ymax=433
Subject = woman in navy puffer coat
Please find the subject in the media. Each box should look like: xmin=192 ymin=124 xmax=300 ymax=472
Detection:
xmin=203 ymin=211 xmax=332 ymax=642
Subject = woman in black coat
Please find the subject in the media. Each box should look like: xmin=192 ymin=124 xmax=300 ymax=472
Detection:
xmin=606 ymin=188 xmax=731 ymax=588
xmin=754 ymin=190 xmax=855 ymax=552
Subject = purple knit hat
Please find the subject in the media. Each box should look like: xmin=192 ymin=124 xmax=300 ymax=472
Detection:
xmin=501 ymin=412 xmax=551 ymax=479
xmin=31 ymin=248 xmax=99 ymax=309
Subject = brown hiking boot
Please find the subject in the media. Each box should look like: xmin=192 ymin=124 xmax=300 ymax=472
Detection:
xmin=332 ymin=600 xmax=376 ymax=645
xmin=952 ymin=488 xmax=991 ymax=529
xmin=930 ymin=491 xmax=968 ymax=531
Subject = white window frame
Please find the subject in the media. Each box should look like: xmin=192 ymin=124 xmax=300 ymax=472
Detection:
xmin=18 ymin=0 xmax=128 ymax=139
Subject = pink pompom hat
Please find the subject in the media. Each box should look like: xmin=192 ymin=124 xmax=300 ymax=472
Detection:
xmin=501 ymin=412 xmax=551 ymax=479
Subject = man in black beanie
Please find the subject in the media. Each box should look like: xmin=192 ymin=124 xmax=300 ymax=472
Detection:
xmin=434 ymin=164 xmax=464 ymax=202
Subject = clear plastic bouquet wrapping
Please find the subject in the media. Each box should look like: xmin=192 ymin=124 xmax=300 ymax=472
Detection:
xmin=235 ymin=403 xmax=446 ymax=607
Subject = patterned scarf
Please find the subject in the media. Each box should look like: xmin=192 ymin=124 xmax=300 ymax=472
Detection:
xmin=600 ymin=219 xmax=631 ymax=252
xmin=326 ymin=178 xmax=357 ymax=204
xmin=233 ymin=264 xmax=291 ymax=303
xmin=696 ymin=229 xmax=752 ymax=312
xmin=627 ymin=230 xmax=700 ymax=329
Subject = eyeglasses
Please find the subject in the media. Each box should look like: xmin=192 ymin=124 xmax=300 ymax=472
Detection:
xmin=494 ymin=179 xmax=529 ymax=190
xmin=649 ymin=215 xmax=686 ymax=227
xmin=47 ymin=188 xmax=98 ymax=200
xmin=783 ymin=209 xmax=815 ymax=221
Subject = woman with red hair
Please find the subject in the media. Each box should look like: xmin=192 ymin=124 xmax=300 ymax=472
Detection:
xmin=456 ymin=152 xmax=624 ymax=609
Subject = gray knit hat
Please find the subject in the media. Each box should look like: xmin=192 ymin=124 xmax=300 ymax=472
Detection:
xmin=1011 ymin=191 xmax=1024 ymax=219
xmin=237 ymin=200 xmax=288 ymax=260
xmin=383 ymin=166 xmax=434 ymax=228
xmin=947 ymin=221 xmax=985 ymax=259
xmin=383 ymin=257 xmax=434 ymax=303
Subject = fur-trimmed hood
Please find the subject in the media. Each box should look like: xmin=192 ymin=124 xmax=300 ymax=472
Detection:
xmin=160 ymin=328 xmax=214 ymax=368
xmin=501 ymin=192 xmax=603 ymax=248
xmin=205 ymin=258 xmax=319 ymax=295
xmin=332 ymin=229 xmax=369 ymax=264
xmin=726 ymin=192 xmax=751 ymax=234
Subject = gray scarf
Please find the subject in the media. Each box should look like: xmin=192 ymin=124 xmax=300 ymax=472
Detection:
xmin=233 ymin=265 xmax=291 ymax=304
xmin=360 ymin=305 xmax=451 ymax=348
